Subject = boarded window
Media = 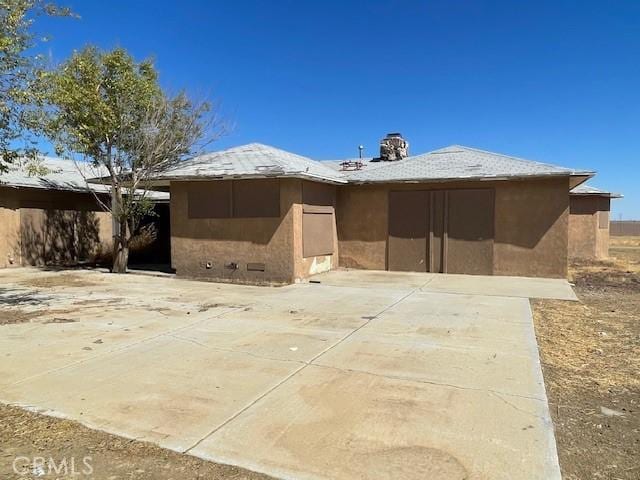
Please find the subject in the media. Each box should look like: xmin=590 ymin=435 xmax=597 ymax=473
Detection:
xmin=303 ymin=181 xmax=335 ymax=207
xmin=232 ymin=179 xmax=280 ymax=218
xmin=187 ymin=182 xmax=231 ymax=218
xmin=303 ymin=212 xmax=334 ymax=257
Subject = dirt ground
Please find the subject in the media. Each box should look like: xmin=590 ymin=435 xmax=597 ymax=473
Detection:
xmin=0 ymin=402 xmax=273 ymax=479
xmin=533 ymin=236 xmax=640 ymax=480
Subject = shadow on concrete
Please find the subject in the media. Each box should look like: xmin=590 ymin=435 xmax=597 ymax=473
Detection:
xmin=0 ymin=286 xmax=52 ymax=307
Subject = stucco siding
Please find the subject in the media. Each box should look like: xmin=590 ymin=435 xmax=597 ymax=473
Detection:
xmin=171 ymin=179 xmax=340 ymax=284
xmin=0 ymin=186 xmax=111 ymax=268
xmin=569 ymin=196 xmax=611 ymax=260
xmin=336 ymin=185 xmax=387 ymax=270
xmin=170 ymin=179 xmax=298 ymax=284
xmin=0 ymin=188 xmax=22 ymax=268
xmin=492 ymin=178 xmax=568 ymax=278
xmin=336 ymin=177 xmax=570 ymax=278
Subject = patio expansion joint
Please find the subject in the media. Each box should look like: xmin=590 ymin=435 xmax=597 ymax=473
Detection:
xmin=183 ymin=286 xmax=422 ymax=455
xmin=167 ymin=332 xmax=545 ymax=404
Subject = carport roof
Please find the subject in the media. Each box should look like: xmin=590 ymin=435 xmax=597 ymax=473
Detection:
xmin=570 ymin=184 xmax=623 ymax=198
xmin=149 ymin=143 xmax=348 ymax=185
xmin=342 ymin=145 xmax=594 ymax=186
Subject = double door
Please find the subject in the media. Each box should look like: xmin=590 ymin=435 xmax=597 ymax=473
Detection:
xmin=387 ymin=189 xmax=494 ymax=275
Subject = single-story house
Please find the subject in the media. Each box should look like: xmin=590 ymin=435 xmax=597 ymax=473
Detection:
xmin=568 ymin=184 xmax=622 ymax=260
xmin=0 ymin=157 xmax=168 ymax=268
xmin=144 ymin=138 xmax=595 ymax=284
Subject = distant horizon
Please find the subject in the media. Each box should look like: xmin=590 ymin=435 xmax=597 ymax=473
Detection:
xmin=29 ymin=0 xmax=640 ymax=218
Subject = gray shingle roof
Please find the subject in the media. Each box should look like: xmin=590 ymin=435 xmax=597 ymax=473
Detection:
xmin=155 ymin=143 xmax=347 ymax=184
xmin=0 ymin=157 xmax=111 ymax=193
xmin=0 ymin=157 xmax=169 ymax=201
xmin=344 ymin=145 xmax=594 ymax=183
xmin=571 ymin=184 xmax=622 ymax=198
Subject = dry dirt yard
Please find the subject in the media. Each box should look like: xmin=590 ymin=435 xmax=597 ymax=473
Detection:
xmin=533 ymin=236 xmax=640 ymax=480
xmin=0 ymin=402 xmax=272 ymax=480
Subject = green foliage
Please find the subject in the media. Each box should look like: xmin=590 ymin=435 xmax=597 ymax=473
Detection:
xmin=46 ymin=45 xmax=214 ymax=272
xmin=47 ymin=46 xmax=161 ymax=164
xmin=0 ymin=0 xmax=73 ymax=171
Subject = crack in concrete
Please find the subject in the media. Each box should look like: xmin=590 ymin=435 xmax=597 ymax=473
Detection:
xmin=184 ymin=286 xmax=421 ymax=454
xmin=490 ymin=392 xmax=547 ymax=421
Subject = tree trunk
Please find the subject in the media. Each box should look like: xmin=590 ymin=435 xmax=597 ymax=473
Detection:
xmin=110 ymin=185 xmax=129 ymax=274
xmin=112 ymin=235 xmax=129 ymax=273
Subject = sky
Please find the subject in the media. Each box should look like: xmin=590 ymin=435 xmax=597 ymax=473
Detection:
xmin=35 ymin=0 xmax=639 ymax=218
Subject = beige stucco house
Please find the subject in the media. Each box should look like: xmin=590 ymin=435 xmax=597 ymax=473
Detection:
xmin=568 ymin=184 xmax=622 ymax=260
xmin=146 ymin=141 xmax=595 ymax=284
xmin=0 ymin=158 xmax=168 ymax=269
xmin=0 ymin=158 xmax=113 ymax=268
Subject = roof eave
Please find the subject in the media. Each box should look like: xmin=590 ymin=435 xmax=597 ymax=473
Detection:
xmin=348 ymin=171 xmax=595 ymax=185
xmin=0 ymin=181 xmax=110 ymax=194
xmin=570 ymin=192 xmax=624 ymax=199
xmin=90 ymin=172 xmax=348 ymax=187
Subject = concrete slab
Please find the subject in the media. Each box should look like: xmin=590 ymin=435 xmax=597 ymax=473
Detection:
xmin=0 ymin=267 xmax=561 ymax=479
xmin=192 ymin=365 xmax=559 ymax=480
xmin=421 ymin=273 xmax=578 ymax=301
xmin=310 ymin=268 xmax=578 ymax=300
xmin=2 ymin=335 xmax=303 ymax=452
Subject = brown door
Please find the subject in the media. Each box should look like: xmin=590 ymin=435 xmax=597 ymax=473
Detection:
xmin=446 ymin=189 xmax=494 ymax=275
xmin=388 ymin=191 xmax=429 ymax=272
xmin=388 ymin=188 xmax=494 ymax=275
xmin=429 ymin=190 xmax=446 ymax=273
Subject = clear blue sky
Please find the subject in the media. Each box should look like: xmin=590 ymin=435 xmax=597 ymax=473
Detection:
xmin=36 ymin=0 xmax=639 ymax=218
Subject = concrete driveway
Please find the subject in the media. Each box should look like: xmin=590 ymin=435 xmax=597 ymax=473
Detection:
xmin=0 ymin=268 xmax=575 ymax=479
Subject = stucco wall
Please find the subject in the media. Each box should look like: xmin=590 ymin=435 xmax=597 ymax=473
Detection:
xmin=0 ymin=188 xmax=22 ymax=268
xmin=336 ymin=185 xmax=388 ymax=270
xmin=0 ymin=186 xmax=111 ymax=268
xmin=569 ymin=196 xmax=610 ymax=260
xmin=336 ymin=177 xmax=570 ymax=278
xmin=171 ymin=179 xmax=298 ymax=284
xmin=171 ymin=179 xmax=339 ymax=284
xmin=492 ymin=178 xmax=568 ymax=277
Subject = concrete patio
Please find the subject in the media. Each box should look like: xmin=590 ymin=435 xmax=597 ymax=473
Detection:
xmin=0 ymin=267 xmax=572 ymax=479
